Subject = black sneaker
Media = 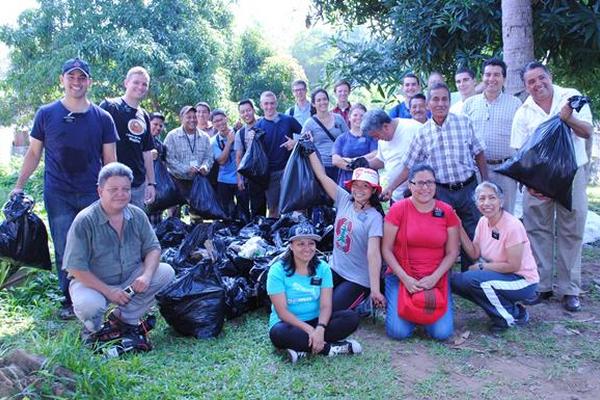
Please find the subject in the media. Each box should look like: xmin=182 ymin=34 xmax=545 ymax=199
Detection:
xmin=286 ymin=349 xmax=308 ymax=364
xmin=58 ymin=304 xmax=76 ymax=320
xmin=102 ymin=333 xmax=152 ymax=359
xmin=514 ymin=304 xmax=530 ymax=327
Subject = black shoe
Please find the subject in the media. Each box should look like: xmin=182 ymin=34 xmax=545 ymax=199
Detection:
xmin=523 ymin=291 xmax=553 ymax=305
xmin=562 ymin=295 xmax=581 ymax=312
xmin=514 ymin=304 xmax=529 ymax=327
xmin=58 ymin=304 xmax=76 ymax=320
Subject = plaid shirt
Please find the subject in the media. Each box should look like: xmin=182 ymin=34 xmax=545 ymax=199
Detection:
xmin=463 ymin=92 xmax=522 ymax=160
xmin=163 ymin=126 xmax=213 ymax=180
xmin=402 ymin=112 xmax=485 ymax=184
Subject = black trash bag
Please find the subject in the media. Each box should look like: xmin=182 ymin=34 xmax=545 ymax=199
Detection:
xmin=248 ymin=258 xmax=271 ymax=306
xmin=279 ymin=143 xmax=331 ymax=214
xmin=155 ymin=217 xmax=189 ymax=248
xmin=188 ymin=175 xmax=227 ymax=219
xmin=220 ymin=276 xmax=253 ymax=319
xmin=496 ymin=115 xmax=577 ymax=210
xmin=146 ymin=160 xmax=183 ymax=212
xmin=176 ymin=223 xmax=211 ymax=266
xmin=0 ymin=194 xmax=51 ymax=269
xmin=237 ymin=129 xmax=269 ymax=186
xmin=156 ymin=264 xmax=225 ymax=338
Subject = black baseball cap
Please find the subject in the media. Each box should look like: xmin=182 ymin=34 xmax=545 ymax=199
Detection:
xmin=62 ymin=58 xmax=91 ymax=77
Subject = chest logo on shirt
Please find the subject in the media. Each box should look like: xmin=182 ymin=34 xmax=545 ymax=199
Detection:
xmin=128 ymin=118 xmax=146 ymax=136
xmin=335 ymin=218 xmax=353 ymax=253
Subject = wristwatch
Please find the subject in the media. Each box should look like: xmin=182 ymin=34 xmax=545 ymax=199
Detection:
xmin=317 ymin=322 xmax=327 ymax=329
xmin=147 ymin=182 xmax=157 ymax=187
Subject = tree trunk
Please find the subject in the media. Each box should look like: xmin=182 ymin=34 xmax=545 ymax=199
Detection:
xmin=502 ymin=0 xmax=534 ymax=99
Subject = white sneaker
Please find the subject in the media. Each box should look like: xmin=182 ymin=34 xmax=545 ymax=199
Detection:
xmin=327 ymin=339 xmax=362 ymax=356
xmin=286 ymin=348 xmax=307 ymax=364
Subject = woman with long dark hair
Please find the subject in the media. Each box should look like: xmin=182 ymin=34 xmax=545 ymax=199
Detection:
xmin=267 ymin=223 xmax=362 ymax=363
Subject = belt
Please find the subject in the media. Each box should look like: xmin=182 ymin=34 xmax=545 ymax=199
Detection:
xmin=437 ymin=174 xmax=476 ymax=191
xmin=486 ymin=157 xmax=510 ymax=165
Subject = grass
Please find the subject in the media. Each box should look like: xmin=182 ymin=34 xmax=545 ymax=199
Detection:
xmin=1 ymin=164 xmax=600 ymax=398
xmin=587 ymin=185 xmax=600 ymax=214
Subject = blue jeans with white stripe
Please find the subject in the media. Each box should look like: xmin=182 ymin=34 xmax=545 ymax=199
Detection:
xmin=451 ymin=270 xmax=538 ymax=328
xmin=385 ymin=274 xmax=454 ymax=341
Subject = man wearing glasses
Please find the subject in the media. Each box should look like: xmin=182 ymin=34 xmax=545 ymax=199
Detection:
xmin=383 ymin=82 xmax=488 ymax=270
xmin=463 ymin=58 xmax=522 ymax=214
xmin=286 ymin=79 xmax=315 ymax=126
xmin=11 ymin=58 xmax=118 ymax=319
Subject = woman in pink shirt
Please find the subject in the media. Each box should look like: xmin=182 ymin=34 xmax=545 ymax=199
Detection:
xmin=451 ymin=181 xmax=539 ymax=334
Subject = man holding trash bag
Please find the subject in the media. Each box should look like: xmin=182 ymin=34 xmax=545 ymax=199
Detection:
xmin=511 ymin=62 xmax=593 ymax=312
xmin=64 ymin=162 xmax=174 ymax=351
xmin=10 ymin=58 xmax=118 ymax=320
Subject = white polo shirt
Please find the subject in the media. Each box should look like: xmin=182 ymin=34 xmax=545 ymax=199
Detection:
xmin=511 ymin=85 xmax=592 ymax=167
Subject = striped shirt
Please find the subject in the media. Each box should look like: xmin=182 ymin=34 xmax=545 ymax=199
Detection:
xmin=401 ymin=112 xmax=485 ymax=184
xmin=164 ymin=126 xmax=213 ymax=180
xmin=463 ymin=92 xmax=522 ymax=161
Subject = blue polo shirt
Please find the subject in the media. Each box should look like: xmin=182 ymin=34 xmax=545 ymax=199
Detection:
xmin=254 ymin=113 xmax=302 ymax=171
xmin=30 ymin=100 xmax=119 ymax=193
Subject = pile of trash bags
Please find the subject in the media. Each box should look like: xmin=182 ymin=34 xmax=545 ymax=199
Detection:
xmin=0 ymin=194 xmax=51 ymax=270
xmin=155 ymin=207 xmax=335 ymax=339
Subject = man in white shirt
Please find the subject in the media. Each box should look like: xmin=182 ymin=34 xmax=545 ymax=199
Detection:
xmin=511 ymin=61 xmax=593 ymax=312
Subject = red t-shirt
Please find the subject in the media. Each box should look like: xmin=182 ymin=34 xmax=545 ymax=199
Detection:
xmin=385 ymin=199 xmax=459 ymax=278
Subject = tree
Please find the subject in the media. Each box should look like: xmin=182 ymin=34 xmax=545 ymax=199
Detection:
xmin=0 ymin=0 xmax=234 ymax=126
xmin=228 ymin=28 xmax=307 ymax=111
xmin=312 ymin=0 xmax=600 ymax=110
xmin=502 ymin=0 xmax=534 ymax=97
xmin=290 ymin=27 xmax=336 ymax=87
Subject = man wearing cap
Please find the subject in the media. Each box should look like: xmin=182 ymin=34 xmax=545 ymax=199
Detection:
xmin=11 ymin=57 xmax=118 ymax=319
xmin=210 ymin=109 xmax=240 ymax=219
xmin=163 ymin=105 xmax=213 ymax=208
xmin=100 ymin=66 xmax=156 ymax=208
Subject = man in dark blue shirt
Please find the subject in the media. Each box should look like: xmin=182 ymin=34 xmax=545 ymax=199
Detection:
xmin=254 ymin=91 xmax=302 ymax=218
xmin=11 ymin=58 xmax=118 ymax=319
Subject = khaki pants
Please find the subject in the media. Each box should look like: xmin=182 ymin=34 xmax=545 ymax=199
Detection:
xmin=70 ymin=263 xmax=175 ymax=332
xmin=522 ymin=167 xmax=587 ymax=296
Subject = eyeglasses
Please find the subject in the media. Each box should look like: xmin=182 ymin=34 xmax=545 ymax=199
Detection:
xmin=409 ymin=180 xmax=436 ymax=188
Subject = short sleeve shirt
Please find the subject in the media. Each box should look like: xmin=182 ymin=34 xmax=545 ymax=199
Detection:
xmin=211 ymin=132 xmax=237 ymax=184
xmin=385 ymin=199 xmax=459 ymax=277
xmin=301 ymin=114 xmax=349 ymax=167
xmin=473 ymin=212 xmax=539 ymax=283
xmin=333 ymin=132 xmax=378 ymax=185
xmin=255 ymin=113 xmax=302 ymax=171
xmin=63 ymin=201 xmax=161 ymax=285
xmin=99 ymin=98 xmax=154 ymax=187
xmin=30 ymin=100 xmax=119 ymax=193
xmin=267 ymin=260 xmax=333 ymax=328
xmin=331 ymin=187 xmax=383 ymax=287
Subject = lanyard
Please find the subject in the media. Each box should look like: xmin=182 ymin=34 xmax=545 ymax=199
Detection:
xmin=184 ymin=131 xmax=197 ymax=154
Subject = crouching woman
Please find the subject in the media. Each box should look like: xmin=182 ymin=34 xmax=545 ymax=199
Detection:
xmin=451 ymin=181 xmax=539 ymax=333
xmin=382 ymin=164 xmax=459 ymax=340
xmin=267 ymin=223 xmax=362 ymax=363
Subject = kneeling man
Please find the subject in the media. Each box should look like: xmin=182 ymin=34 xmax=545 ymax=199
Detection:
xmin=64 ymin=162 xmax=174 ymax=350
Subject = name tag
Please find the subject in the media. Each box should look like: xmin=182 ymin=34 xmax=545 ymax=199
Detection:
xmin=491 ymin=230 xmax=500 ymax=240
xmin=432 ymin=208 xmax=444 ymax=218
xmin=310 ymin=277 xmax=322 ymax=286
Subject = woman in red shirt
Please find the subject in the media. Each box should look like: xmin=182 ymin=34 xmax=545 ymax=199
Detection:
xmin=382 ymin=164 xmax=460 ymax=340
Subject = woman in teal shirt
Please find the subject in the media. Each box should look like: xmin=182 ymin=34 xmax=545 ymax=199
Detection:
xmin=267 ymin=223 xmax=362 ymax=363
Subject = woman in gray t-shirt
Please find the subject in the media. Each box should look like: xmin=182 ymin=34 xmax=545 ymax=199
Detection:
xmin=305 ymin=148 xmax=385 ymax=312
xmin=301 ymin=89 xmax=349 ymax=181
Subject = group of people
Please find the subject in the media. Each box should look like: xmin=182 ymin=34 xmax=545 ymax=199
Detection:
xmin=10 ymin=54 xmax=593 ymax=362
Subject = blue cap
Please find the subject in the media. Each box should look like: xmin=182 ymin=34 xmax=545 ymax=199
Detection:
xmin=62 ymin=58 xmax=91 ymax=77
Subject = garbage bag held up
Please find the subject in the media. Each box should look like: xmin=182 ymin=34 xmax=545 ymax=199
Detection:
xmin=188 ymin=175 xmax=227 ymax=219
xmin=237 ymin=129 xmax=269 ymax=187
xmin=279 ymin=142 xmax=331 ymax=214
xmin=146 ymin=160 xmax=183 ymax=212
xmin=0 ymin=194 xmax=51 ymax=269
xmin=496 ymin=115 xmax=577 ymax=210
xmin=156 ymin=264 xmax=225 ymax=338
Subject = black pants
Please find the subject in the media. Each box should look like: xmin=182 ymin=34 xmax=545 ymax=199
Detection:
xmin=332 ymin=270 xmax=370 ymax=312
xmin=269 ymin=310 xmax=359 ymax=353
xmin=216 ymin=182 xmax=239 ymax=219
xmin=237 ymin=179 xmax=266 ymax=220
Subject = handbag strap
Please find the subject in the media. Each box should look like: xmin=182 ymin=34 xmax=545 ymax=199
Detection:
xmin=312 ymin=116 xmax=336 ymax=142
xmin=399 ymin=199 xmax=411 ymax=273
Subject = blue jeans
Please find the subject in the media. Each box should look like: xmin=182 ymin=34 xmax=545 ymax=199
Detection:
xmin=44 ymin=188 xmax=98 ymax=305
xmin=451 ymin=270 xmax=538 ymax=328
xmin=385 ymin=274 xmax=454 ymax=340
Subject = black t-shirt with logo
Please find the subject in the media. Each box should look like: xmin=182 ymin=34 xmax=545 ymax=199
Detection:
xmin=99 ymin=98 xmax=154 ymax=187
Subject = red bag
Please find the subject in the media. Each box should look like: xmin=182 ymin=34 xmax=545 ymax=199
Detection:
xmin=396 ymin=200 xmax=448 ymax=325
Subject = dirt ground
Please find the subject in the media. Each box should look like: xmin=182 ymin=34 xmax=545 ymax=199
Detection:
xmin=354 ymin=254 xmax=600 ymax=400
